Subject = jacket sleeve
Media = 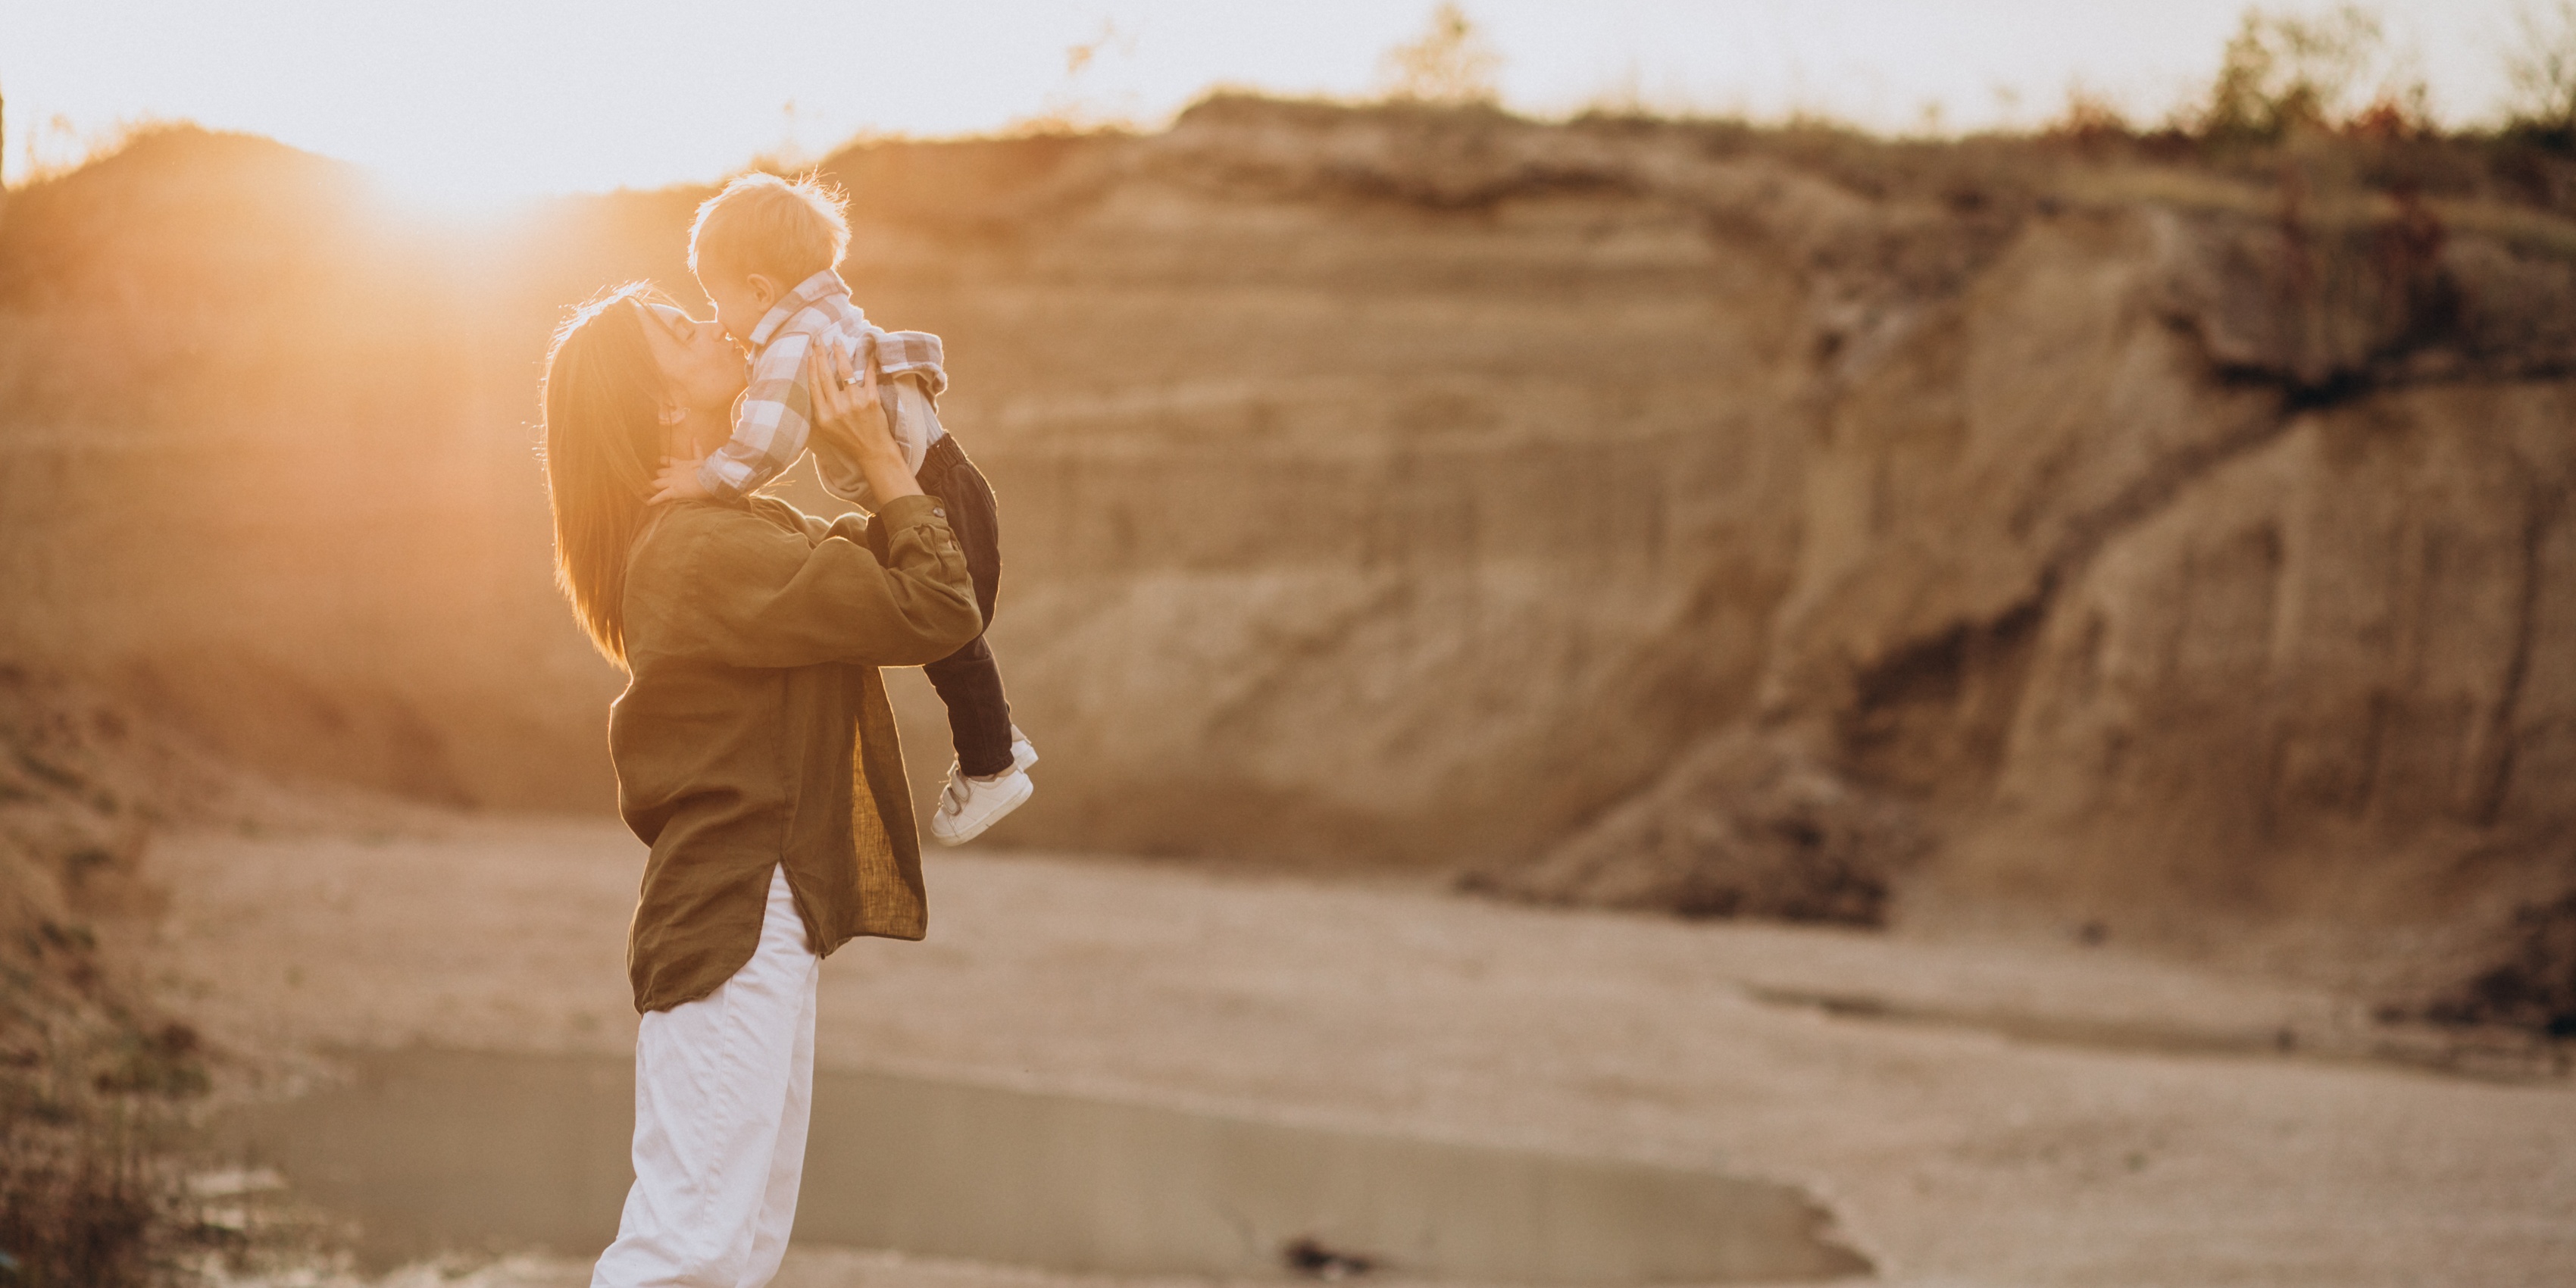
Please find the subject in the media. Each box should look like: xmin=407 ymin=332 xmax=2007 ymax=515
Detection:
xmin=642 ymin=496 xmax=982 ymax=670
xmin=793 ymin=507 xmax=887 ymax=561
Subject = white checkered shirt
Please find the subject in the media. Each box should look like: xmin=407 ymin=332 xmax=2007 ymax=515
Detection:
xmin=694 ymin=270 xmax=949 ymax=501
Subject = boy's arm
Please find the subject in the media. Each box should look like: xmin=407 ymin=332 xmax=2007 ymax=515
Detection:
xmin=690 ymin=333 xmax=817 ymax=500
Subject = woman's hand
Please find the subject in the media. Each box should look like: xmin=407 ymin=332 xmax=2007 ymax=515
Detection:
xmin=808 ymin=342 xmax=924 ymax=504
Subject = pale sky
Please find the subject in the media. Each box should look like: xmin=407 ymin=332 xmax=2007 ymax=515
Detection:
xmin=0 ymin=1 xmax=2537 ymax=210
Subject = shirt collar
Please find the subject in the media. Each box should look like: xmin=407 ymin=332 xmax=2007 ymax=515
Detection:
xmin=746 ymin=270 xmax=851 ymax=350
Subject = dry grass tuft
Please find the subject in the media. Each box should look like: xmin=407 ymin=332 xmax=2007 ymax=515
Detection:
xmin=0 ymin=667 xmax=225 ymax=1285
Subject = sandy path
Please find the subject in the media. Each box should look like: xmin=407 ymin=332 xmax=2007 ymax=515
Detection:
xmin=139 ymin=814 xmax=2575 ymax=1288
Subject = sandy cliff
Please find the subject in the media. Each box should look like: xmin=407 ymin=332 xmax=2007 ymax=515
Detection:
xmin=4 ymin=102 xmax=2572 ymax=978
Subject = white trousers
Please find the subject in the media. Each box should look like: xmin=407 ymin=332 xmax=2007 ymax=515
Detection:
xmin=592 ymin=865 xmax=819 ymax=1288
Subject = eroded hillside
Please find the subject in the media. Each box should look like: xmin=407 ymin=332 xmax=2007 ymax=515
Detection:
xmin=4 ymin=101 xmax=2572 ymax=974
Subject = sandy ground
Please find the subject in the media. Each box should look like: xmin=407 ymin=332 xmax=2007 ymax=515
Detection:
xmin=128 ymin=811 xmax=2575 ymax=1288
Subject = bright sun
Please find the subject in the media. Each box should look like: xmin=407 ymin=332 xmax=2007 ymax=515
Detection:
xmin=369 ymin=164 xmax=551 ymax=225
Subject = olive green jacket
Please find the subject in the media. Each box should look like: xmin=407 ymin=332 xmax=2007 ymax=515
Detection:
xmin=610 ymin=492 xmax=980 ymax=1012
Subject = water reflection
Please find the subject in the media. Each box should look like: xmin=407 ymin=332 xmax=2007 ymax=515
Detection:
xmin=220 ymin=1049 xmax=1869 ymax=1284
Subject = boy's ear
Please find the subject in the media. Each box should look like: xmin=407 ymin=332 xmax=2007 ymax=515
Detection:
xmin=746 ymin=273 xmax=783 ymax=308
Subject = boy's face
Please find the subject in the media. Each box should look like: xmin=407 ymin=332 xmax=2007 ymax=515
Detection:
xmin=698 ymin=268 xmax=780 ymax=349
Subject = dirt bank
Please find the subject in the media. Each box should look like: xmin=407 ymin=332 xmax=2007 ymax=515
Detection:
xmin=5 ymin=102 xmax=2576 ymax=983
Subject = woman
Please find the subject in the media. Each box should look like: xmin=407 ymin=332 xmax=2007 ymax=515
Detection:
xmin=540 ymin=283 xmax=982 ymax=1287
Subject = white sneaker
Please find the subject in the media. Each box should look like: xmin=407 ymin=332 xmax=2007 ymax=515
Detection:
xmin=1009 ymin=727 xmax=1039 ymax=773
xmin=930 ymin=762 xmax=1033 ymax=846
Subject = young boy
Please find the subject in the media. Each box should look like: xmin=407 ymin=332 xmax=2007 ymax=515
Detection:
xmin=653 ymin=171 xmax=1033 ymax=845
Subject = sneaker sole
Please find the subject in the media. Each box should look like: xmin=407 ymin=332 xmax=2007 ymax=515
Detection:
xmin=930 ymin=772 xmax=1034 ymax=846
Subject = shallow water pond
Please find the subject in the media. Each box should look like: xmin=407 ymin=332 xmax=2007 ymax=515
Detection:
xmin=219 ymin=1049 xmax=1868 ymax=1284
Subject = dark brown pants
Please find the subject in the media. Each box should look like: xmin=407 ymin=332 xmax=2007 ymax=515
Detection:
xmin=913 ymin=435 xmax=1015 ymax=777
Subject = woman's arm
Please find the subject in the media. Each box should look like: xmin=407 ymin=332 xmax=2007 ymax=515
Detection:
xmin=625 ymin=347 xmax=980 ymax=671
xmin=630 ymin=499 xmax=982 ymax=671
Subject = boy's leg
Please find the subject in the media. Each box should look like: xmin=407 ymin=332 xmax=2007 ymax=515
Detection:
xmin=592 ymin=866 xmax=819 ymax=1288
xmin=925 ymin=639 xmax=1014 ymax=777
xmin=914 ymin=436 xmax=1016 ymax=779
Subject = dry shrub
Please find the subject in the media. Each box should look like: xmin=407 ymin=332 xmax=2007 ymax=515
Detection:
xmin=1374 ymin=3 xmax=1502 ymax=108
xmin=2506 ymin=1 xmax=2576 ymax=145
xmin=2191 ymin=5 xmax=2401 ymax=144
xmin=2043 ymin=86 xmax=2135 ymax=152
xmin=0 ymin=1020 xmax=208 ymax=1288
xmin=0 ymin=668 xmax=219 ymax=1284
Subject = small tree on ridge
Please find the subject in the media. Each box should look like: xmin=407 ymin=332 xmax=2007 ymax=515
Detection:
xmin=1377 ymin=3 xmax=1503 ymax=107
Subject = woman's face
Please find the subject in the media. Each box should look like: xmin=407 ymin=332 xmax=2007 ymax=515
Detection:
xmin=640 ymin=302 xmax=747 ymax=418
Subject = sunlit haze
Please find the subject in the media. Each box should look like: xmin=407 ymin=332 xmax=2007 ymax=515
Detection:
xmin=0 ymin=1 xmax=2537 ymax=208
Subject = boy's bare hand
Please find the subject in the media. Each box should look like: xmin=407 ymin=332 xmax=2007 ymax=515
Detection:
xmin=649 ymin=455 xmax=712 ymax=505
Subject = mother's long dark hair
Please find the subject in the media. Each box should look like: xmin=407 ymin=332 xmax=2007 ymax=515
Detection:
xmin=541 ymin=283 xmax=671 ymax=668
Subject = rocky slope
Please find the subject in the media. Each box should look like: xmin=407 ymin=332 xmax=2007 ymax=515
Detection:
xmin=3 ymin=102 xmax=2572 ymax=985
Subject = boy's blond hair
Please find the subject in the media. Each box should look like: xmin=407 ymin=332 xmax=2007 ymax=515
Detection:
xmin=688 ymin=172 xmax=851 ymax=286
